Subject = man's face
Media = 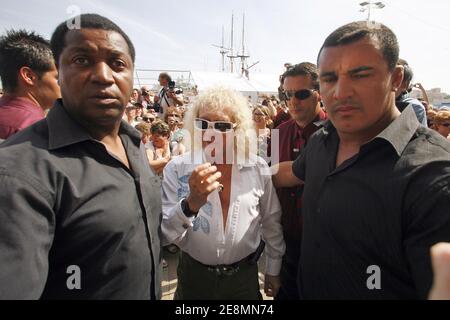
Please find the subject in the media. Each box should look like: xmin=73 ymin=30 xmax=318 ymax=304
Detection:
xmin=159 ymin=76 xmax=168 ymax=87
xmin=57 ymin=29 xmax=133 ymax=127
xmin=35 ymin=62 xmax=61 ymax=109
xmin=283 ymin=75 xmax=321 ymax=125
xmin=318 ymin=37 xmax=402 ymax=135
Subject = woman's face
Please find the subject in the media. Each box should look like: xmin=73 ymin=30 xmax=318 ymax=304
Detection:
xmin=152 ymin=133 xmax=168 ymax=148
xmin=436 ymin=121 xmax=450 ymax=138
xmin=167 ymin=113 xmax=178 ymax=126
xmin=252 ymin=108 xmax=266 ymax=126
xmin=131 ymin=90 xmax=139 ymax=101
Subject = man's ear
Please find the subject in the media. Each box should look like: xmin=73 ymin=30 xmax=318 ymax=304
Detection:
xmin=18 ymin=66 xmax=37 ymax=86
xmin=391 ymin=65 xmax=404 ymax=93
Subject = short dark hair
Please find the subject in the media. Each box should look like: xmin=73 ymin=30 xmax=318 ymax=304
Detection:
xmin=397 ymin=58 xmax=414 ymax=91
xmin=0 ymin=29 xmax=54 ymax=92
xmin=158 ymin=72 xmax=172 ymax=82
xmin=282 ymin=62 xmax=319 ymax=90
xmin=50 ymin=13 xmax=135 ymax=65
xmin=317 ymin=21 xmax=399 ymax=72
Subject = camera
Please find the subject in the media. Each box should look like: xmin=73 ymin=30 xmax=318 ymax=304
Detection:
xmin=174 ymin=88 xmax=183 ymax=95
xmin=168 ymin=80 xmax=176 ymax=89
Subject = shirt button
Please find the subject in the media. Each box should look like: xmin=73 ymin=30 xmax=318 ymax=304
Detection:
xmin=182 ymin=223 xmax=189 ymax=229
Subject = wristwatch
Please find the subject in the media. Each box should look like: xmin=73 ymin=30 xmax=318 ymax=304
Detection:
xmin=181 ymin=198 xmax=198 ymax=218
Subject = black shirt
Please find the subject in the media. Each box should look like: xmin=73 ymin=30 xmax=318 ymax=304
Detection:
xmin=0 ymin=100 xmax=162 ymax=299
xmin=292 ymin=106 xmax=450 ymax=299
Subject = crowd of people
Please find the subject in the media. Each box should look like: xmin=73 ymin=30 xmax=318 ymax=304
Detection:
xmin=0 ymin=13 xmax=449 ymax=300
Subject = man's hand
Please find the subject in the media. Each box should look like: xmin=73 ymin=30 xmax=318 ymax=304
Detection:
xmin=429 ymin=242 xmax=450 ymax=300
xmin=167 ymin=90 xmax=176 ymax=99
xmin=186 ymin=163 xmax=222 ymax=212
xmin=264 ymin=274 xmax=281 ymax=298
xmin=271 ymin=161 xmax=302 ymax=188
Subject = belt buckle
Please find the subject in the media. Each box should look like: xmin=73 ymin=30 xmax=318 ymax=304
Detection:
xmin=208 ymin=265 xmax=239 ymax=276
xmin=220 ymin=265 xmax=239 ymax=276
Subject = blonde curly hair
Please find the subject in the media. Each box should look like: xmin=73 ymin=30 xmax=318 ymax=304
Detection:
xmin=183 ymin=86 xmax=257 ymax=161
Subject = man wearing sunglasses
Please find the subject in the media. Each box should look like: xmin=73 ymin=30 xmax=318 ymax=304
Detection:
xmin=272 ymin=21 xmax=450 ymax=300
xmin=274 ymin=62 xmax=327 ymax=300
xmin=162 ymin=87 xmax=285 ymax=300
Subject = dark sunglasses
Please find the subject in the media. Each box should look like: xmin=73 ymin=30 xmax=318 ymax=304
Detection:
xmin=440 ymin=123 xmax=450 ymax=127
xmin=284 ymin=89 xmax=316 ymax=100
xmin=194 ymin=118 xmax=236 ymax=132
xmin=143 ymin=117 xmax=155 ymax=122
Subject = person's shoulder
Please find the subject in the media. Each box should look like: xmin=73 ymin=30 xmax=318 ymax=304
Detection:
xmin=400 ymin=127 xmax=450 ymax=183
xmin=404 ymin=97 xmax=425 ymax=109
xmin=0 ymin=119 xmax=52 ymax=184
xmin=0 ymin=118 xmax=49 ymax=150
xmin=408 ymin=126 xmax=450 ymax=160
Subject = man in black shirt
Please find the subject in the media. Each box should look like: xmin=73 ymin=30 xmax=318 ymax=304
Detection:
xmin=0 ymin=14 xmax=162 ymax=299
xmin=273 ymin=21 xmax=450 ymax=299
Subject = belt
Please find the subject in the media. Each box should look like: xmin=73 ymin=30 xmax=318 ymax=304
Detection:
xmin=184 ymin=251 xmax=257 ymax=277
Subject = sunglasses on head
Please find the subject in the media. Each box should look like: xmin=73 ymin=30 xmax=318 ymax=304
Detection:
xmin=284 ymin=89 xmax=316 ymax=100
xmin=194 ymin=118 xmax=236 ymax=132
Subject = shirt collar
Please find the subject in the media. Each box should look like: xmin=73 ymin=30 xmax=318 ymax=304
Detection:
xmin=47 ymin=99 xmax=141 ymax=150
xmin=321 ymin=106 xmax=419 ymax=157
xmin=374 ymin=105 xmax=420 ymax=156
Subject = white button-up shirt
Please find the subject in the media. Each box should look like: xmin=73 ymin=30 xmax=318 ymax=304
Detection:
xmin=161 ymin=152 xmax=285 ymax=276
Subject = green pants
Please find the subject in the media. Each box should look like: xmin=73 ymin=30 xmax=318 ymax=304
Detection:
xmin=174 ymin=251 xmax=262 ymax=300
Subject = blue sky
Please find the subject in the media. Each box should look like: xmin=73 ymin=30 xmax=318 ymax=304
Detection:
xmin=1 ymin=0 xmax=450 ymax=93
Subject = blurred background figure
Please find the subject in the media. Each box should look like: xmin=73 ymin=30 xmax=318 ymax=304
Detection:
xmin=433 ymin=110 xmax=450 ymax=140
xmin=252 ymin=104 xmax=272 ymax=163
xmin=395 ymin=59 xmax=427 ymax=127
xmin=129 ymin=88 xmax=140 ymax=104
xmin=0 ymin=29 xmax=61 ymax=139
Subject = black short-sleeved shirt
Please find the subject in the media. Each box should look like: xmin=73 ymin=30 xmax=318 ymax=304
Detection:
xmin=292 ymin=106 xmax=450 ymax=299
xmin=0 ymin=100 xmax=162 ymax=299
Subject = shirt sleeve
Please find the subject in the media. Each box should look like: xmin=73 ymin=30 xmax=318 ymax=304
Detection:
xmin=404 ymin=169 xmax=450 ymax=299
xmin=259 ymin=172 xmax=286 ymax=276
xmin=292 ymin=146 xmax=307 ymax=181
xmin=160 ymin=161 xmax=194 ymax=246
xmin=0 ymin=170 xmax=55 ymax=299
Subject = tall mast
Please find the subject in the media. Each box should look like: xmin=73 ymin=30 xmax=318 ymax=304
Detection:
xmin=229 ymin=13 xmax=234 ymax=73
